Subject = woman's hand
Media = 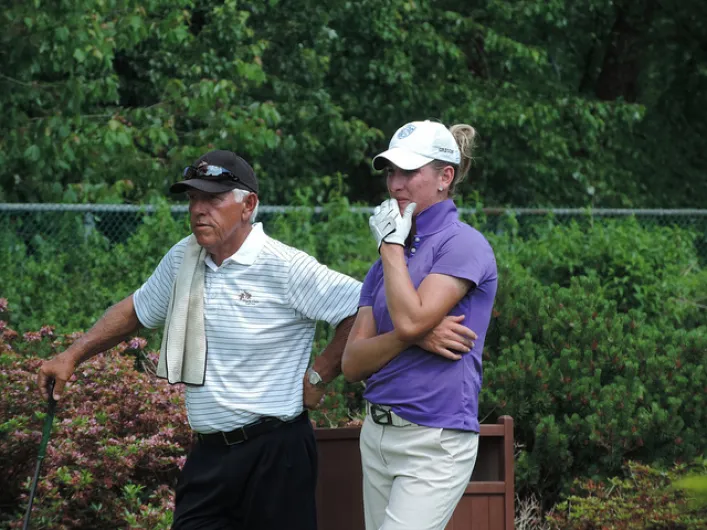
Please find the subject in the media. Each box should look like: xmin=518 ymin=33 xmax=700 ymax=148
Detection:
xmin=416 ymin=315 xmax=477 ymax=361
xmin=369 ymin=198 xmax=416 ymax=250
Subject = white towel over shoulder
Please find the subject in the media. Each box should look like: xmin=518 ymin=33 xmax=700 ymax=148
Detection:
xmin=157 ymin=234 xmax=208 ymax=385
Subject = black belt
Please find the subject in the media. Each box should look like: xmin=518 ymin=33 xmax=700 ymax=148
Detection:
xmin=197 ymin=412 xmax=307 ymax=446
xmin=367 ymin=403 xmax=413 ymax=427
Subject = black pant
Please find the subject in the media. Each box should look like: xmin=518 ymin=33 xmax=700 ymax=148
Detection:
xmin=173 ymin=413 xmax=318 ymax=530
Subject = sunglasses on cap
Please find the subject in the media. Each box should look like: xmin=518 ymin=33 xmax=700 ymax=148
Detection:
xmin=182 ymin=165 xmax=257 ymax=194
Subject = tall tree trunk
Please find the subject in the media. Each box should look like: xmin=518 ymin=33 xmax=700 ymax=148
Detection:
xmin=595 ymin=3 xmax=655 ymax=102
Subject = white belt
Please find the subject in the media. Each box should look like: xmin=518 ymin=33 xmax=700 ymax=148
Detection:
xmin=366 ymin=402 xmax=414 ymax=427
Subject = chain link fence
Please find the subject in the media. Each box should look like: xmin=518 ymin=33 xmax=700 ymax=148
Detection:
xmin=2 ymin=203 xmax=707 ymax=263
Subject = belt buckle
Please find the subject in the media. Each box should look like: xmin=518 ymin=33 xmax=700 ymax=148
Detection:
xmin=222 ymin=426 xmax=247 ymax=445
xmin=370 ymin=404 xmax=393 ymax=426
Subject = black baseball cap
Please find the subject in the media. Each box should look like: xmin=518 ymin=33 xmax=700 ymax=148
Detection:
xmin=170 ymin=150 xmax=259 ymax=194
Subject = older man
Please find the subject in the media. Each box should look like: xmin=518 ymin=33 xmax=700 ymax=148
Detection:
xmin=38 ymin=150 xmax=361 ymax=530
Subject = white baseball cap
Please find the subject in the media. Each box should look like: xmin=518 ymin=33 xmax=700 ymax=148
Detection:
xmin=372 ymin=120 xmax=461 ymax=171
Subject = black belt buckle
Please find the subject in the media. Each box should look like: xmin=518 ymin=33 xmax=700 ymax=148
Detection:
xmin=370 ymin=404 xmax=393 ymax=426
xmin=222 ymin=426 xmax=248 ymax=445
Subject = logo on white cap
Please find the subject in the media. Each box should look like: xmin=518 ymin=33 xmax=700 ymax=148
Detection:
xmin=397 ymin=124 xmax=416 ymax=139
xmin=373 ymin=120 xmax=460 ymax=171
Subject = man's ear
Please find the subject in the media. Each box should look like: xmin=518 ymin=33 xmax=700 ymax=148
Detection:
xmin=243 ymin=193 xmax=258 ymax=221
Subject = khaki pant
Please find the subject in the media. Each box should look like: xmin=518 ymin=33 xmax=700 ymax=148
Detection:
xmin=360 ymin=407 xmax=479 ymax=530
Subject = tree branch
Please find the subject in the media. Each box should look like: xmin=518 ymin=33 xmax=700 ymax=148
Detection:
xmin=0 ymin=73 xmax=35 ymax=87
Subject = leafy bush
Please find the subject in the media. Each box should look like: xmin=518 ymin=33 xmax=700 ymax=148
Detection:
xmin=546 ymin=460 xmax=707 ymax=529
xmin=673 ymin=474 xmax=707 ymax=510
xmin=0 ymin=331 xmax=186 ymax=529
xmin=0 ymin=199 xmax=190 ymax=333
xmin=481 ymin=215 xmax=707 ymax=505
xmin=502 ymin=216 xmax=705 ymax=323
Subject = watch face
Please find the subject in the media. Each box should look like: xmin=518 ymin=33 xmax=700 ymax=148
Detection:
xmin=308 ymin=370 xmax=323 ymax=386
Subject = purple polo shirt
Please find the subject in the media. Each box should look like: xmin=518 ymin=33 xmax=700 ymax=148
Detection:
xmin=359 ymin=199 xmax=497 ymax=432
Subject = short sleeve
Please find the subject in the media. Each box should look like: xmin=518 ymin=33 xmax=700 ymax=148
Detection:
xmin=430 ymin=228 xmax=496 ymax=287
xmin=358 ymin=260 xmax=382 ymax=308
xmin=288 ymin=252 xmax=362 ymax=327
xmin=133 ymin=239 xmax=187 ymax=329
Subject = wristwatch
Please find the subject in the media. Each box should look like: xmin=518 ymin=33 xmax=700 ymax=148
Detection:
xmin=306 ymin=368 xmax=326 ymax=389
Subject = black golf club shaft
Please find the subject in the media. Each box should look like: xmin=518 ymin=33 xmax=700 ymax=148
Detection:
xmin=22 ymin=380 xmax=56 ymax=530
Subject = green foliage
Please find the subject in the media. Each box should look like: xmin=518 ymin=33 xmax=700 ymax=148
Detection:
xmin=480 ymin=214 xmax=707 ymax=505
xmin=673 ymin=472 xmax=707 ymax=510
xmin=0 ymin=339 xmax=182 ymax=529
xmin=501 ymin=215 xmax=704 ymax=324
xmin=0 ymin=198 xmax=189 ymax=333
xmin=547 ymin=460 xmax=707 ymax=529
xmin=268 ymin=175 xmax=377 ymax=279
xmin=2 ymin=0 xmax=706 ymax=206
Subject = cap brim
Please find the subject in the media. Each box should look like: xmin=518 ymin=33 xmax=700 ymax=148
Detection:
xmin=372 ymin=147 xmax=434 ymax=171
xmin=169 ymin=179 xmax=237 ymax=194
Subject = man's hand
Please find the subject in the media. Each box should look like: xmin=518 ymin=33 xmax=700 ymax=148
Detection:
xmin=302 ymin=374 xmax=326 ymax=410
xmin=38 ymin=351 xmax=78 ymax=401
xmin=369 ymin=199 xmax=416 ymax=251
xmin=417 ymin=315 xmax=478 ymax=361
xmin=36 ymin=295 xmax=142 ymax=402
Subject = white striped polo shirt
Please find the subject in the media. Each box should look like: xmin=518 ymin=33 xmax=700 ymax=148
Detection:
xmin=133 ymin=223 xmax=362 ymax=433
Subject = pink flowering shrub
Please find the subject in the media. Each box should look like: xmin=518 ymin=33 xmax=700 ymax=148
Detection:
xmin=0 ymin=328 xmax=190 ymax=529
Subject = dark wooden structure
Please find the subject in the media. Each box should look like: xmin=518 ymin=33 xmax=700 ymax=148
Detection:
xmin=314 ymin=415 xmax=514 ymax=530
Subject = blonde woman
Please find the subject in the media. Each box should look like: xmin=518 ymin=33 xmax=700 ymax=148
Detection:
xmin=343 ymin=120 xmax=498 ymax=530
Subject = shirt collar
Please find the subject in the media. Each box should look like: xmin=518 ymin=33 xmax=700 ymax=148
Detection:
xmin=413 ymin=199 xmax=458 ymax=236
xmin=204 ymin=222 xmax=266 ymax=270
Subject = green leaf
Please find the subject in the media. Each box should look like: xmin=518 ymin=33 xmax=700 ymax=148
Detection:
xmin=73 ymin=48 xmax=86 ymax=63
xmin=23 ymin=144 xmax=40 ymax=162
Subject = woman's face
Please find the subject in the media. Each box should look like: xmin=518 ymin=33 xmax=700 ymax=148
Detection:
xmin=385 ymin=162 xmax=452 ymax=214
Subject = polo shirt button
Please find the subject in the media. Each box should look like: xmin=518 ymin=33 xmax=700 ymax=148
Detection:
xmin=411 ymin=248 xmax=417 ymax=254
xmin=414 ymin=237 xmax=420 ymax=243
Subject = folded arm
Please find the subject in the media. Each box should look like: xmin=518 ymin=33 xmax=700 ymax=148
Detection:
xmin=342 ymin=308 xmax=477 ymax=382
xmin=341 ymin=307 xmax=410 ymax=382
xmin=380 ymin=244 xmax=472 ymax=342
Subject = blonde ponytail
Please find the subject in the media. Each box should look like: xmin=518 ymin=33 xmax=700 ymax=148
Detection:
xmin=448 ymin=123 xmax=476 ymax=194
xmin=431 ymin=123 xmax=477 ymax=196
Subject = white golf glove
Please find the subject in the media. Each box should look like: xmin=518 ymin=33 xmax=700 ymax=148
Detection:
xmin=369 ymin=199 xmax=417 ymax=251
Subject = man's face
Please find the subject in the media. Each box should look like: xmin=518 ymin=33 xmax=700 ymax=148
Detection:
xmin=187 ymin=189 xmax=243 ymax=252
